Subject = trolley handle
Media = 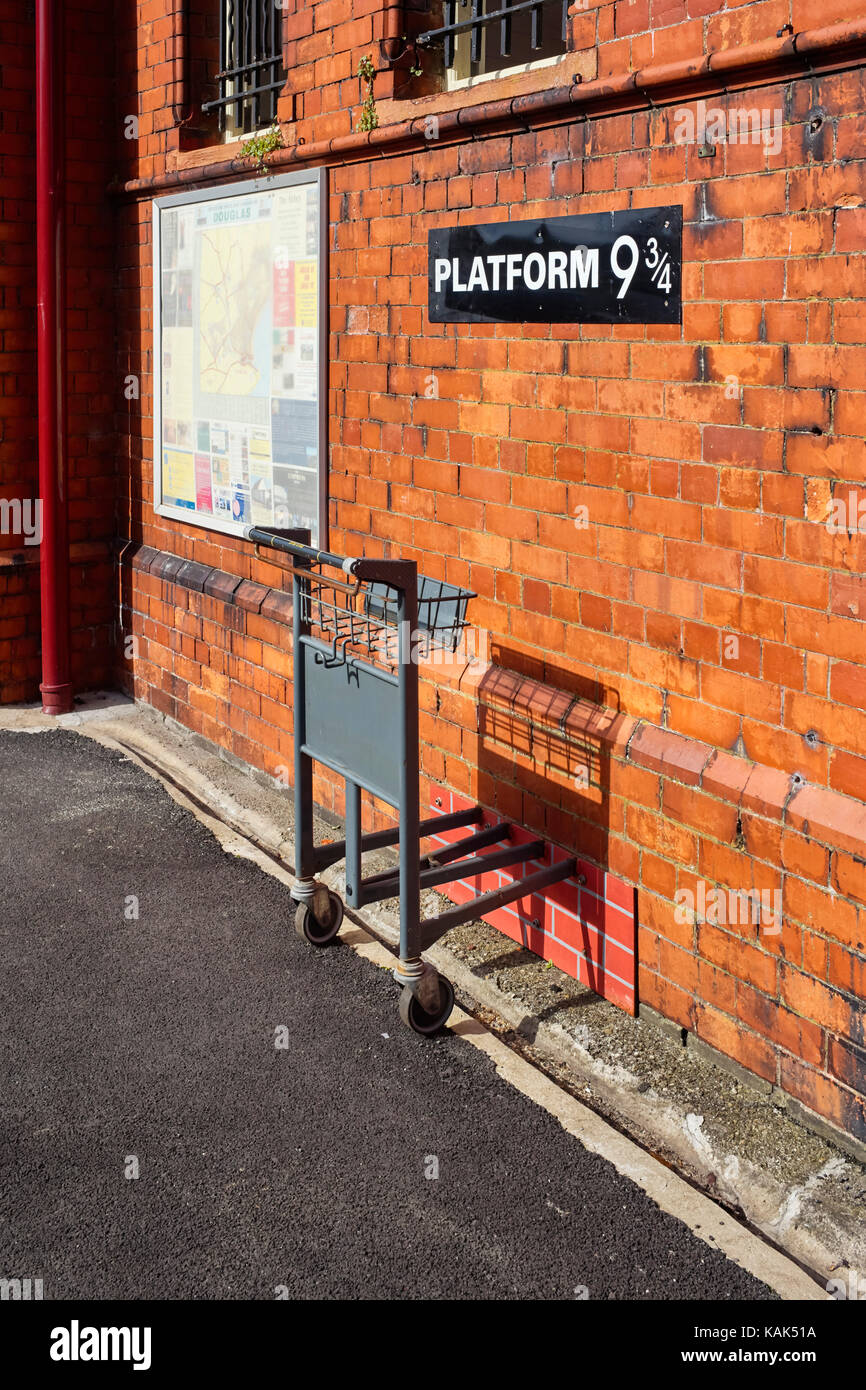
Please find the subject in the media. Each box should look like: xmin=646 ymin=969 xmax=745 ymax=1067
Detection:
xmin=245 ymin=525 xmax=356 ymax=575
xmin=245 ymin=525 xmax=418 ymax=590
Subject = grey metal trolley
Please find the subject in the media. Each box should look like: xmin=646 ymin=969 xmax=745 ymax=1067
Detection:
xmin=246 ymin=525 xmax=578 ymax=1035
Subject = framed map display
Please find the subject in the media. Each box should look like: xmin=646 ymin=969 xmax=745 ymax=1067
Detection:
xmin=152 ymin=168 xmax=327 ymax=545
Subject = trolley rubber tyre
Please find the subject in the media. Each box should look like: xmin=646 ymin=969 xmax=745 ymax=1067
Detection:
xmin=294 ymin=892 xmax=344 ymax=946
xmin=399 ymin=976 xmax=455 ymax=1036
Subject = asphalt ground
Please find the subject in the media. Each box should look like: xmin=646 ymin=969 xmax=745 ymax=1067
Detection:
xmin=0 ymin=729 xmax=776 ymax=1300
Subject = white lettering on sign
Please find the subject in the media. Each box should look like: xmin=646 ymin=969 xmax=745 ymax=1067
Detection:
xmin=429 ymin=207 xmax=682 ymax=324
xmin=611 ymin=235 xmax=640 ymax=299
xmin=570 ymin=245 xmax=599 ymax=289
xmin=523 ymin=252 xmax=545 ymax=290
xmin=467 ymin=258 xmax=488 ymax=291
xmin=549 ymin=250 xmax=568 ymax=288
xmin=434 ymin=258 xmax=451 ymax=292
xmin=434 ymin=247 xmax=604 ymax=295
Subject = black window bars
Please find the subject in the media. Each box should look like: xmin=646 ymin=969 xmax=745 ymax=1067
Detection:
xmin=417 ymin=0 xmax=569 ymax=72
xmin=203 ymin=0 xmax=287 ymax=134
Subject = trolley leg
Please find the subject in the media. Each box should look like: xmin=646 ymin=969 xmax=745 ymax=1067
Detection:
xmin=289 ymin=559 xmax=344 ymax=944
xmin=391 ymin=575 xmax=455 ymax=1034
xmin=395 ymin=575 xmax=421 ymax=969
xmin=292 ymin=561 xmax=315 ymax=895
xmin=345 ymin=778 xmax=362 ymax=909
xmin=293 ymin=749 xmax=315 ymax=892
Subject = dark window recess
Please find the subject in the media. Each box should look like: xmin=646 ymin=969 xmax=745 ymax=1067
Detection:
xmin=202 ymin=0 xmax=286 ymax=134
xmin=417 ymin=0 xmax=569 ymax=75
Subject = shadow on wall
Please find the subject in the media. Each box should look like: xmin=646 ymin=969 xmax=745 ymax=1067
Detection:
xmin=479 ymin=644 xmax=620 ymax=866
xmin=436 ymin=646 xmax=640 ymax=1014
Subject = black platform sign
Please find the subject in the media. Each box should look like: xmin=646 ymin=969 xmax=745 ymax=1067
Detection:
xmin=428 ymin=205 xmax=682 ymax=325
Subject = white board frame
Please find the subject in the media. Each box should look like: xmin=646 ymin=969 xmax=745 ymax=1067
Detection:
xmin=152 ymin=167 xmax=328 ymax=546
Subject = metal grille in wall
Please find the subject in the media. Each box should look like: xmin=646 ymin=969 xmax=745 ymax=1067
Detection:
xmin=203 ymin=0 xmax=287 ymax=134
xmin=417 ymin=0 xmax=569 ymax=75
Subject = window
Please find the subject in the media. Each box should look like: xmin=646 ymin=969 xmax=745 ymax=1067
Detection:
xmin=203 ymin=0 xmax=287 ymax=136
xmin=417 ymin=0 xmax=569 ymax=84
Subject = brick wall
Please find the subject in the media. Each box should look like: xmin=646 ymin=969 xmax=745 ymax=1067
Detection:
xmin=0 ymin=0 xmax=117 ymax=702
xmin=325 ymin=84 xmax=866 ymax=805
xmin=83 ymin=1 xmax=866 ymax=1142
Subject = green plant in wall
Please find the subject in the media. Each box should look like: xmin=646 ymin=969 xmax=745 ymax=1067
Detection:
xmin=240 ymin=123 xmax=284 ymax=172
xmin=357 ymin=54 xmax=378 ymax=132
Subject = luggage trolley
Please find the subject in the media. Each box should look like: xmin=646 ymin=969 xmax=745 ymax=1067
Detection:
xmin=246 ymin=526 xmax=578 ymax=1035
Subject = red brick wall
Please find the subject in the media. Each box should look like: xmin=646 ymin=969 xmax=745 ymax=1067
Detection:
xmin=0 ymin=0 xmax=117 ymax=703
xmin=599 ymin=0 xmax=866 ymax=73
xmin=112 ymin=2 xmax=866 ymax=1142
xmin=324 ymin=92 xmax=866 ymax=806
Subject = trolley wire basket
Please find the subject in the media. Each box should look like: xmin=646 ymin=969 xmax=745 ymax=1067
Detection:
xmin=303 ymin=567 xmax=475 ymax=670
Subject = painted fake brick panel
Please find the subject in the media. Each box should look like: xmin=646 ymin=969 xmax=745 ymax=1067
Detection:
xmin=429 ymin=788 xmax=637 ymax=1013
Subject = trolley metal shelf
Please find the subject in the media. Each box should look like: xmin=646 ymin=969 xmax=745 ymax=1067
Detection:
xmin=246 ymin=525 xmax=578 ymax=1034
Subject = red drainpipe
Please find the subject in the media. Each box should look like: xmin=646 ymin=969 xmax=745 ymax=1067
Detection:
xmin=36 ymin=0 xmax=73 ymax=716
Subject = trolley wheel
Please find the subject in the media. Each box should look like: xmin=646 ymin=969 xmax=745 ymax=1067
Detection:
xmin=294 ymin=891 xmax=344 ymax=946
xmin=399 ymin=976 xmax=455 ymax=1036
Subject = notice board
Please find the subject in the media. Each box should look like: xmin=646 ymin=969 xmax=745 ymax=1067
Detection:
xmin=152 ymin=169 xmax=327 ymax=545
